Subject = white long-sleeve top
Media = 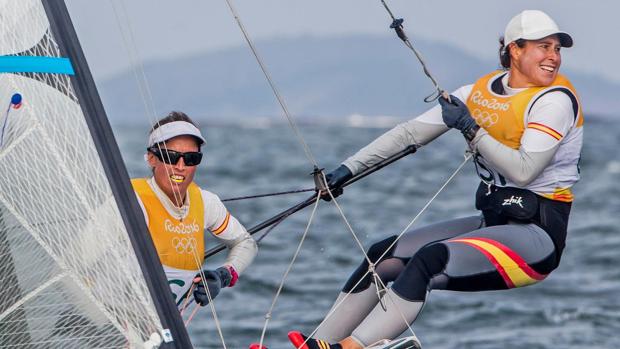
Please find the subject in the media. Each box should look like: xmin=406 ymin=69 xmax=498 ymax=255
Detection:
xmin=343 ymin=72 xmax=582 ymax=198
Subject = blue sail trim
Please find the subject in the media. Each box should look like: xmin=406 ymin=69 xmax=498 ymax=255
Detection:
xmin=0 ymin=56 xmax=74 ymax=74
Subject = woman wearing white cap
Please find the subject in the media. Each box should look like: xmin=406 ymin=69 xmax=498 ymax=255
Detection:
xmin=132 ymin=111 xmax=257 ymax=308
xmin=288 ymin=10 xmax=583 ymax=349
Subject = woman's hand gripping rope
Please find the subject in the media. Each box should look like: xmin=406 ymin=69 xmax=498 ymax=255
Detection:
xmin=438 ymin=95 xmax=480 ymax=142
xmin=193 ymin=266 xmax=236 ymax=306
xmin=321 ymin=165 xmax=353 ymax=201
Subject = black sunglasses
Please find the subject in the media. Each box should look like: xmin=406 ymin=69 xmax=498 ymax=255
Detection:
xmin=148 ymin=147 xmax=203 ymax=166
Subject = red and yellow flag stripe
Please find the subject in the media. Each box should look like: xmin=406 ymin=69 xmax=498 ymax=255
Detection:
xmin=540 ymin=187 xmax=574 ymax=203
xmin=316 ymin=340 xmax=330 ymax=349
xmin=450 ymin=237 xmax=547 ymax=288
xmin=527 ymin=122 xmax=563 ymax=140
xmin=212 ymin=212 xmax=230 ymax=235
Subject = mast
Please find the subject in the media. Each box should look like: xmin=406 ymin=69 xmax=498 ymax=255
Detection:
xmin=40 ymin=1 xmax=192 ymax=347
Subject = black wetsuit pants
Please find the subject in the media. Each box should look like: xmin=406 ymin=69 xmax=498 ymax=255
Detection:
xmin=315 ymin=215 xmax=565 ymax=345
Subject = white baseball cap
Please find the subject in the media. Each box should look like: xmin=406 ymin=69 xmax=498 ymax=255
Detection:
xmin=504 ymin=10 xmax=573 ymax=47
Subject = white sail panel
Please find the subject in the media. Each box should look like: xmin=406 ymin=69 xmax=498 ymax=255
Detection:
xmin=0 ymin=1 xmax=170 ymax=347
xmin=0 ymin=0 xmax=49 ymax=55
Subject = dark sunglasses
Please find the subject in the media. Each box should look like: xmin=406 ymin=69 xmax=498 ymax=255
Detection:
xmin=148 ymin=147 xmax=203 ymax=166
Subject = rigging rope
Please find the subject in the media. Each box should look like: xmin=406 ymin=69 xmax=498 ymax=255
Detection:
xmin=222 ymin=0 xmax=320 ymax=169
xmin=376 ymin=152 xmax=472 ymax=262
xmin=221 ymin=187 xmax=315 ymax=202
xmin=185 ymin=19 xmax=410 ymax=336
xmin=257 ymin=193 xmax=322 ymax=348
xmin=254 ymin=212 xmax=291 ymax=243
xmin=109 ymin=2 xmax=230 ymax=346
xmin=111 ymin=1 xmax=475 ymax=347
xmin=0 ymin=94 xmax=22 ymax=147
xmin=305 ymin=152 xmax=473 ymax=344
xmin=109 ymin=1 xmax=186 ymax=208
xmin=190 ymin=250 xmax=228 ymax=348
xmin=203 ymin=145 xmax=417 ymax=260
xmin=323 ymin=172 xmax=379 ymax=267
xmin=380 ymin=0 xmax=450 ymax=103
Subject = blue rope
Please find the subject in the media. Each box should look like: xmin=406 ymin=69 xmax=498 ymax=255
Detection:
xmin=0 ymin=93 xmax=22 ymax=147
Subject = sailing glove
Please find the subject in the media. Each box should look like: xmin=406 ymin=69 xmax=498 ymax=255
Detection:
xmin=193 ymin=266 xmax=233 ymax=306
xmin=322 ymin=165 xmax=353 ymax=201
xmin=439 ymin=95 xmax=480 ymax=142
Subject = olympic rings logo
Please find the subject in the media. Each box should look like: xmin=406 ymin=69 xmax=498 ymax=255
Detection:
xmin=472 ymin=108 xmax=499 ymax=128
xmin=171 ymin=237 xmax=197 ymax=254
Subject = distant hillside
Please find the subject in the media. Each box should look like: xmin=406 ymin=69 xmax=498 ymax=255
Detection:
xmin=98 ymin=34 xmax=619 ymax=123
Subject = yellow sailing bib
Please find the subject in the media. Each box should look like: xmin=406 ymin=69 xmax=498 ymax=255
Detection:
xmin=467 ymin=71 xmax=584 ymax=202
xmin=132 ymin=178 xmax=205 ymax=270
xmin=465 ymin=71 xmax=583 ymax=150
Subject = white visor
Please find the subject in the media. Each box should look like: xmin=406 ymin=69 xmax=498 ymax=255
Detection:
xmin=147 ymin=121 xmax=206 ymax=148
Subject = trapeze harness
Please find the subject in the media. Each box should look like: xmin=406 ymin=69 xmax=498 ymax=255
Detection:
xmin=468 ymin=71 xmax=583 ymax=257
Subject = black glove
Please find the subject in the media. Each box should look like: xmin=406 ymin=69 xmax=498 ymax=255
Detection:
xmin=193 ymin=266 xmax=232 ymax=306
xmin=322 ymin=164 xmax=353 ymax=201
xmin=438 ymin=95 xmax=480 ymax=141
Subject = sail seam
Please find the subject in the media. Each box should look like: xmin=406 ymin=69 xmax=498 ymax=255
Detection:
xmin=0 ymin=115 xmax=38 ymax=161
xmin=0 ymin=272 xmax=66 ymax=323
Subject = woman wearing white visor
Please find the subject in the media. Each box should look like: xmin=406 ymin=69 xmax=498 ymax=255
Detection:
xmin=289 ymin=10 xmax=583 ymax=349
xmin=132 ymin=111 xmax=257 ymax=308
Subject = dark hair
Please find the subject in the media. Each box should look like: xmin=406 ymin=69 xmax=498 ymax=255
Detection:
xmin=499 ymin=37 xmax=526 ymax=69
xmin=150 ymin=111 xmax=198 ymax=133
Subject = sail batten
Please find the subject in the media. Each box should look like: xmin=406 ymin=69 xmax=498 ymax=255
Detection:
xmin=0 ymin=273 xmax=65 ymax=324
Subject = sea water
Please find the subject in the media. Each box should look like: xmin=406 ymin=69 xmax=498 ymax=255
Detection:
xmin=116 ymin=117 xmax=619 ymax=349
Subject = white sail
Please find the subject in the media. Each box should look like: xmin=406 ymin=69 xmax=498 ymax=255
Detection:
xmin=0 ymin=0 xmax=188 ymax=347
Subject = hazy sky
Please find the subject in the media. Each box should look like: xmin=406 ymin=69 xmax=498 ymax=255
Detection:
xmin=66 ymin=1 xmax=618 ymax=84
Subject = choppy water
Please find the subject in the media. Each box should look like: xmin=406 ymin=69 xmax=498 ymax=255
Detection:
xmin=116 ymin=117 xmax=619 ymax=349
